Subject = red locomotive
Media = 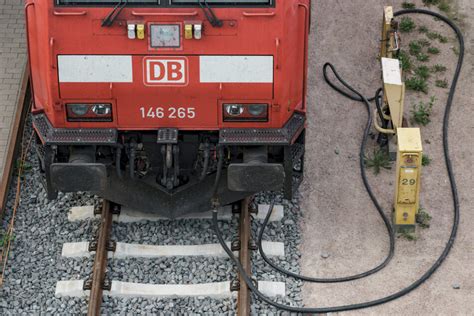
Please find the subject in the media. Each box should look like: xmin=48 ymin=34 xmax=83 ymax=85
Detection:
xmin=25 ymin=0 xmax=310 ymax=217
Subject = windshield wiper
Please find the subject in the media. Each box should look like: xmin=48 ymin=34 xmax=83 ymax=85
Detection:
xmin=102 ymin=0 xmax=128 ymax=27
xmin=199 ymin=0 xmax=223 ymax=28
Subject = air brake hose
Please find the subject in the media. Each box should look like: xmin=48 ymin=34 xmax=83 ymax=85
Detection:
xmin=212 ymin=8 xmax=463 ymax=313
xmin=211 ymin=146 xmax=225 ymax=208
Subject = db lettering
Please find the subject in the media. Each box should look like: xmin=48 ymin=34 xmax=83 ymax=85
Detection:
xmin=145 ymin=58 xmax=188 ymax=85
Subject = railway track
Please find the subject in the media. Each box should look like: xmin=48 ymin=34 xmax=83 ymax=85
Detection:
xmin=0 ymin=65 xmax=31 ymax=285
xmin=56 ymin=198 xmax=287 ymax=315
xmin=0 ymin=68 xmax=294 ymax=314
xmin=0 ymin=66 xmax=30 ymax=218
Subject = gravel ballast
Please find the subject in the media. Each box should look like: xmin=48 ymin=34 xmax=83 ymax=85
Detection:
xmin=0 ymin=122 xmax=305 ymax=315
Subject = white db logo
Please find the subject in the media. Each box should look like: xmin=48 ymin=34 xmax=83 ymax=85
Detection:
xmin=144 ymin=57 xmax=188 ymax=86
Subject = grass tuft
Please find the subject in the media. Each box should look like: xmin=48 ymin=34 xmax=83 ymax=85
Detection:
xmin=411 ymin=97 xmax=436 ymax=126
xmin=435 ymin=79 xmax=448 ymax=88
xmin=418 ymin=39 xmax=431 ymax=47
xmin=426 ymin=31 xmax=448 ymax=43
xmin=422 ymin=0 xmax=440 ymax=5
xmin=415 ymin=66 xmax=431 ymax=80
xmin=0 ymin=230 xmax=15 ymax=247
xmin=402 ymin=2 xmax=416 ymax=9
xmin=422 ymin=154 xmax=432 ymax=166
xmin=438 ymin=2 xmax=451 ymax=13
xmin=400 ymin=231 xmax=418 ymax=241
xmin=418 ymin=25 xmax=429 ymax=33
xmin=431 ymin=64 xmax=447 ymax=72
xmin=398 ymin=50 xmax=412 ymax=71
xmin=416 ymin=53 xmax=430 ymax=62
xmin=364 ymin=149 xmax=392 ymax=175
xmin=416 ymin=208 xmax=432 ymax=229
xmin=428 ymin=47 xmax=440 ymax=54
xmin=409 ymin=41 xmax=422 ymax=56
xmin=400 ymin=17 xmax=416 ymax=33
xmin=406 ymin=77 xmax=429 ymax=93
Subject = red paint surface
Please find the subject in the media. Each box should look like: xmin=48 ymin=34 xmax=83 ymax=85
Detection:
xmin=26 ymin=1 xmax=310 ymax=131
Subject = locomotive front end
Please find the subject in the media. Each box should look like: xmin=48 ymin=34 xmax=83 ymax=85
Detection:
xmin=27 ymin=0 xmax=310 ymax=217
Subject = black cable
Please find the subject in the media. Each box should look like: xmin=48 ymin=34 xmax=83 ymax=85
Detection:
xmin=211 ymin=146 xmax=224 ymax=208
xmin=116 ymin=147 xmax=122 ymax=179
xmin=257 ymin=66 xmax=395 ymax=283
xmin=199 ymin=142 xmax=211 ymax=181
xmin=323 ymin=63 xmax=378 ymax=102
xmin=374 ymin=88 xmax=386 ymax=128
xmin=212 ymin=8 xmax=463 ymax=313
xmin=374 ymin=88 xmax=389 ymax=146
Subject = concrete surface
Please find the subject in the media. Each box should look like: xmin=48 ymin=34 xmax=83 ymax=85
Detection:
xmin=0 ymin=0 xmax=26 ymax=178
xmin=300 ymin=0 xmax=473 ymax=314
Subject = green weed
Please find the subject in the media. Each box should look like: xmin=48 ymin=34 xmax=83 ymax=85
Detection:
xmin=435 ymin=79 xmax=448 ymax=88
xmin=0 ymin=230 xmax=15 ymax=247
xmin=422 ymin=154 xmax=432 ymax=166
xmin=439 ymin=36 xmax=449 ymax=43
xmin=402 ymin=2 xmax=416 ymax=9
xmin=15 ymin=159 xmax=32 ymax=172
xmin=428 ymin=47 xmax=440 ymax=54
xmin=400 ymin=17 xmax=416 ymax=33
xmin=426 ymin=31 xmax=448 ymax=43
xmin=411 ymin=97 xmax=436 ymax=126
xmin=416 ymin=53 xmax=430 ymax=62
xmin=422 ymin=0 xmax=440 ymax=5
xmin=400 ymin=231 xmax=418 ymax=241
xmin=364 ymin=149 xmax=392 ymax=175
xmin=418 ymin=25 xmax=429 ymax=33
xmin=415 ymin=66 xmax=431 ymax=80
xmin=418 ymin=39 xmax=431 ymax=47
xmin=416 ymin=208 xmax=432 ymax=229
xmin=398 ymin=50 xmax=412 ymax=71
xmin=438 ymin=2 xmax=451 ymax=13
xmin=409 ymin=41 xmax=423 ymax=56
xmin=426 ymin=32 xmax=438 ymax=40
xmin=406 ymin=77 xmax=429 ymax=93
xmin=431 ymin=64 xmax=447 ymax=72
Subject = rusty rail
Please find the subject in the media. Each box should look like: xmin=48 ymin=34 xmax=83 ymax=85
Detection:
xmin=87 ymin=200 xmax=114 ymax=316
xmin=0 ymin=64 xmax=30 ymax=218
xmin=237 ymin=198 xmax=252 ymax=316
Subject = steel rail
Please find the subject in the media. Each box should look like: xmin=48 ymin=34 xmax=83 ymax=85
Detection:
xmin=87 ymin=200 xmax=113 ymax=316
xmin=0 ymin=64 xmax=30 ymax=218
xmin=237 ymin=198 xmax=252 ymax=316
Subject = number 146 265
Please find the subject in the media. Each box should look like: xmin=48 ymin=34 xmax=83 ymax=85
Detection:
xmin=139 ymin=107 xmax=196 ymax=119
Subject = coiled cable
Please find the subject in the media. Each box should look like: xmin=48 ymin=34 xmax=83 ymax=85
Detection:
xmin=257 ymin=65 xmax=395 ymax=283
xmin=213 ymin=8 xmax=464 ymax=313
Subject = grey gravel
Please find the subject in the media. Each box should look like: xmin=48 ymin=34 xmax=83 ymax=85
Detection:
xmin=0 ymin=120 xmax=99 ymax=315
xmin=250 ymin=193 xmax=305 ymax=314
xmin=1 ymin=120 xmax=305 ymax=314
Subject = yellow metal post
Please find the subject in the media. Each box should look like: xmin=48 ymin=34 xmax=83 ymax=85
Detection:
xmin=381 ymin=57 xmax=405 ymax=131
xmin=377 ymin=8 xmax=405 ymax=137
xmin=381 ymin=6 xmax=398 ymax=59
xmin=394 ymin=128 xmax=423 ymax=232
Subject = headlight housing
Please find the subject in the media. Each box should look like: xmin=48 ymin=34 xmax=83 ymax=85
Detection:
xmin=69 ymin=104 xmax=89 ymax=116
xmin=91 ymin=104 xmax=112 ymax=116
xmin=225 ymin=104 xmax=245 ymax=117
xmin=223 ymin=103 xmax=268 ymax=122
xmin=66 ymin=103 xmax=113 ymax=122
